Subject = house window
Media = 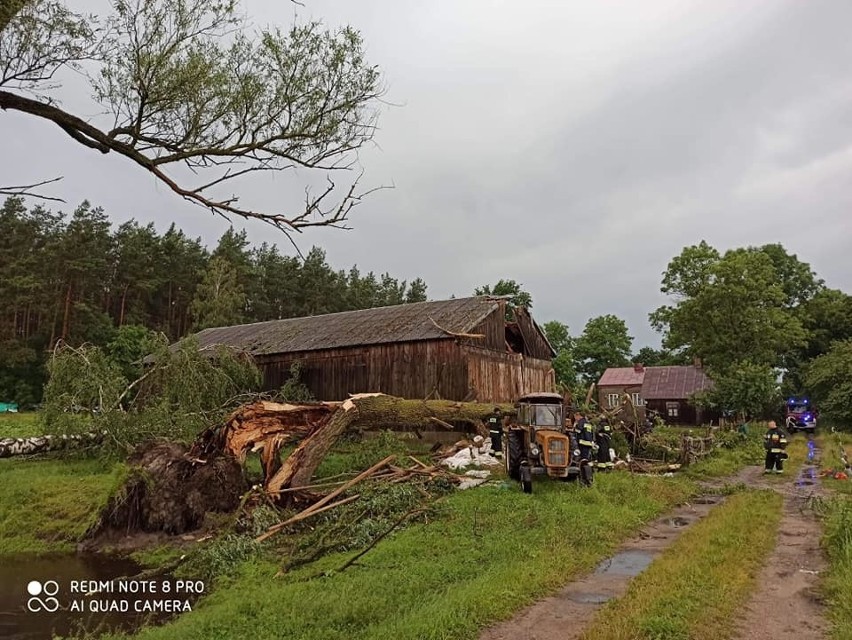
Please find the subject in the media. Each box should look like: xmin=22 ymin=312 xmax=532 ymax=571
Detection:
xmin=631 ymin=393 xmax=643 ymax=407
xmin=607 ymin=393 xmax=620 ymax=408
xmin=666 ymin=402 xmax=679 ymax=418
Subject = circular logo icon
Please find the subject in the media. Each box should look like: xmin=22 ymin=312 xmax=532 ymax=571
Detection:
xmin=26 ymin=580 xmax=60 ymax=613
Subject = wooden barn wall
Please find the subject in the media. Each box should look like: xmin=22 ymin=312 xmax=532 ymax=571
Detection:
xmin=514 ymin=308 xmax=554 ymax=360
xmin=463 ymin=346 xmax=555 ymax=403
xmin=255 ymin=340 xmax=468 ymax=401
xmin=464 ymin=306 xmax=506 ymax=353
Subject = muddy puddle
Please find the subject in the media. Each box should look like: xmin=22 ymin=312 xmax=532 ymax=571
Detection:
xmin=594 ymin=550 xmax=654 ymax=577
xmin=0 ymin=553 xmax=182 ymax=639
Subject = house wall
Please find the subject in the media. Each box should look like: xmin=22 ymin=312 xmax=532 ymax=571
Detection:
xmin=643 ymin=399 xmax=718 ymax=426
xmin=463 ymin=346 xmax=555 ymax=403
xmin=598 ymin=384 xmax=646 ymax=423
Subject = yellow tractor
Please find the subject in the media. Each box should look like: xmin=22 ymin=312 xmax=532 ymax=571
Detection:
xmin=504 ymin=392 xmax=592 ymax=492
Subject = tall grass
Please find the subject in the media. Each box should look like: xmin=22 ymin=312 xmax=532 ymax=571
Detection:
xmin=821 ymin=497 xmax=852 ymax=639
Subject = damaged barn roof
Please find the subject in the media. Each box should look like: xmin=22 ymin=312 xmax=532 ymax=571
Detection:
xmin=187 ymin=296 xmax=502 ymax=356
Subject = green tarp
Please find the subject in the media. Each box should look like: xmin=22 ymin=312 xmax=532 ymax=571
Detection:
xmin=0 ymin=402 xmax=19 ymax=412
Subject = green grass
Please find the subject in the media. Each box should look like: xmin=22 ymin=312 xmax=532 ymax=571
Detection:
xmin=0 ymin=411 xmax=41 ymax=438
xmin=102 ymin=473 xmax=695 ymax=640
xmin=821 ymin=496 xmax=852 ymax=639
xmin=683 ymin=428 xmax=765 ymax=478
xmin=0 ymin=455 xmax=122 ymax=554
xmin=580 ymin=490 xmax=783 ymax=640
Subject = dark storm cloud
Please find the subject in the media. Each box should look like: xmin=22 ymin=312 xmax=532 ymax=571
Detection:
xmin=2 ymin=0 xmax=851 ymax=348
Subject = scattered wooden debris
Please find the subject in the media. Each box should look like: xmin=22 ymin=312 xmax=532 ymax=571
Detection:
xmin=256 ymin=454 xmax=465 ymax=543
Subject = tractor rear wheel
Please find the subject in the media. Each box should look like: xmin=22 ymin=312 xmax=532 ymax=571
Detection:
xmin=506 ymin=429 xmax=524 ymax=480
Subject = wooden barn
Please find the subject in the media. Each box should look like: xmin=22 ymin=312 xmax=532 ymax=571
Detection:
xmin=187 ymin=296 xmax=556 ymax=403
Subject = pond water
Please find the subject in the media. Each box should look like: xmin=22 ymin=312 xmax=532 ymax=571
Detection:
xmin=0 ymin=553 xmax=178 ymax=639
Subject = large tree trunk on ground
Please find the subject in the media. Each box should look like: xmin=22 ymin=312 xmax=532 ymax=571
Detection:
xmin=206 ymin=394 xmax=511 ymax=496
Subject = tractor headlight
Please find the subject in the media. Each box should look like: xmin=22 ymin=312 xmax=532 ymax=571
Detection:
xmin=531 ymin=446 xmax=540 ymax=457
xmin=574 ymin=449 xmax=581 ymax=457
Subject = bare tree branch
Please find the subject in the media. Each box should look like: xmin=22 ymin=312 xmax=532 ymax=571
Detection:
xmin=0 ymin=0 xmax=387 ymax=238
xmin=0 ymin=175 xmax=65 ymax=202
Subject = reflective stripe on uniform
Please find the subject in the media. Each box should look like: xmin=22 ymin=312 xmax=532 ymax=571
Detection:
xmin=770 ymin=448 xmax=784 ymax=453
xmin=579 ymin=439 xmax=594 ymax=447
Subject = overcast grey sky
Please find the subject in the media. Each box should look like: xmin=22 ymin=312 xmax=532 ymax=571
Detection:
xmin=3 ymin=0 xmax=852 ymax=348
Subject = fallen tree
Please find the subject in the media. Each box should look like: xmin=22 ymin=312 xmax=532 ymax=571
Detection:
xmin=90 ymin=394 xmax=507 ymax=537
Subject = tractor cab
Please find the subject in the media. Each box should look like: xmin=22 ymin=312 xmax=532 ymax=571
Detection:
xmin=504 ymin=392 xmax=585 ymax=490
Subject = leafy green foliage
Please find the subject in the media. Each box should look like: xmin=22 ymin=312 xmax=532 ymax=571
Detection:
xmin=543 ymin=320 xmax=577 ymax=387
xmin=652 ymin=244 xmax=807 ymax=372
xmin=105 ymin=324 xmax=157 ymax=381
xmin=804 ymin=340 xmax=852 ymax=426
xmin=574 ymin=314 xmax=633 ymax=384
xmin=474 ymin=279 xmax=532 ymax=318
xmin=41 ymin=336 xmax=262 ymax=444
xmin=633 ymin=346 xmax=684 ymax=367
xmin=277 ymin=362 xmax=314 ymax=403
xmin=695 ymin=361 xmax=780 ymax=420
xmin=191 ymin=256 xmax=246 ymax=330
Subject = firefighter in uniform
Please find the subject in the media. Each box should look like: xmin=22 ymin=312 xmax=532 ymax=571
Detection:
xmin=486 ymin=407 xmax=503 ymax=457
xmin=595 ymin=418 xmax=614 ymax=471
xmin=764 ymin=420 xmax=788 ymax=474
xmin=573 ymin=411 xmax=596 ymax=463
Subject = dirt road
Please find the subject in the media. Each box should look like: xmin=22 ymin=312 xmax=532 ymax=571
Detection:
xmin=731 ymin=458 xmax=829 ymax=640
xmin=479 ymin=495 xmax=725 ymax=640
xmin=480 ymin=460 xmax=831 ymax=640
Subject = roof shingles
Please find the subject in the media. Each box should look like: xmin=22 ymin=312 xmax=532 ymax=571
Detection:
xmin=191 ymin=296 xmax=499 ymax=356
xmin=640 ymin=366 xmax=713 ymax=400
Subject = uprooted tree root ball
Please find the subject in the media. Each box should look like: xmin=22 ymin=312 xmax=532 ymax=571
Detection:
xmin=88 ymin=441 xmax=246 ymax=537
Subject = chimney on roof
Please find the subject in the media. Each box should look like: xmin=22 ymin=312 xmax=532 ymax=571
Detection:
xmin=633 ymin=362 xmax=644 ymax=373
xmin=693 ymin=356 xmax=703 ymax=369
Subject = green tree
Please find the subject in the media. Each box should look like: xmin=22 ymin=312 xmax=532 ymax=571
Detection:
xmin=757 ymin=243 xmax=823 ymax=308
xmin=574 ymin=315 xmax=633 ymax=384
xmin=474 ymin=279 xmax=532 ymax=321
xmin=632 ymin=346 xmax=684 ymax=367
xmin=696 ymin=361 xmax=779 ymax=420
xmin=803 ymin=340 xmax=852 ymax=426
xmin=54 ymin=201 xmax=113 ymax=344
xmin=651 ymin=244 xmax=807 ymax=372
xmin=106 ymin=324 xmax=157 ymax=382
xmin=404 ymin=278 xmax=428 ymax=303
xmin=542 ymin=320 xmax=577 ymax=388
xmin=191 ymin=256 xmax=246 ymax=330
xmin=111 ymin=220 xmax=162 ymax=326
xmin=1 ymin=0 xmax=384 ymax=234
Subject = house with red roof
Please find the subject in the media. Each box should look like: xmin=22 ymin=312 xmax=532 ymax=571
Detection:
xmin=598 ymin=362 xmax=715 ymax=426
